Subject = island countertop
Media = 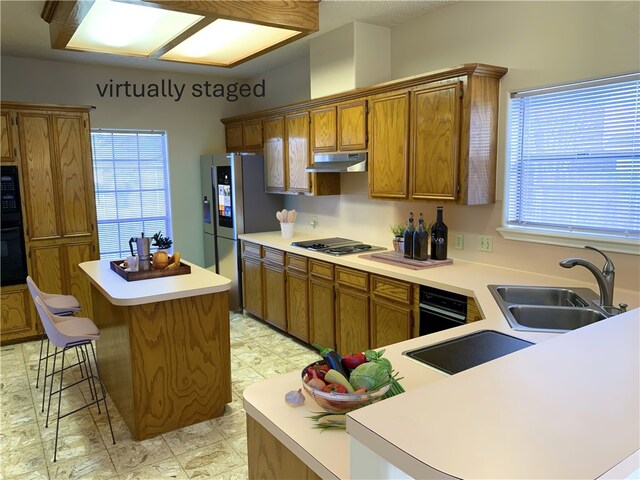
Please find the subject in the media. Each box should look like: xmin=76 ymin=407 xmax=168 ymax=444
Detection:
xmin=79 ymin=259 xmax=230 ymax=306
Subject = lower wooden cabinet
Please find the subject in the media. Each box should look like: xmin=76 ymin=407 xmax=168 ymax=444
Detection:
xmin=247 ymin=415 xmax=322 ymax=480
xmin=335 ymin=287 xmax=370 ymax=356
xmin=242 ymin=256 xmax=263 ymax=318
xmin=370 ymin=297 xmax=413 ymax=349
xmin=0 ymin=286 xmax=36 ymax=343
xmin=286 ymin=269 xmax=309 ymax=342
xmin=309 ymin=277 xmax=335 ymax=350
xmin=263 ymin=262 xmax=287 ymax=332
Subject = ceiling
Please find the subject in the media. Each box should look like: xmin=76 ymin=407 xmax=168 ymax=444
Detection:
xmin=0 ymin=0 xmax=453 ymax=79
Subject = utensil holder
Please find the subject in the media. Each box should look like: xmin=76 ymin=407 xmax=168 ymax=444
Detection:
xmin=280 ymin=223 xmax=294 ymax=238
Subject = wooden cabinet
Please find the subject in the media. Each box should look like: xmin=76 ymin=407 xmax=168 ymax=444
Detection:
xmin=263 ymin=248 xmax=287 ymax=331
xmin=335 ymin=266 xmax=370 ymax=355
xmin=225 ymin=120 xmax=263 ymax=152
xmin=285 ymin=111 xmax=311 ymax=193
xmin=368 ymin=91 xmax=410 ymax=199
xmin=467 ymin=296 xmax=483 ymax=322
xmin=241 ymin=242 xmax=263 ymax=318
xmin=0 ymin=286 xmax=36 ymax=343
xmin=1 ymin=102 xmax=99 ymax=345
xmin=311 ymin=99 xmax=367 ymax=153
xmin=308 ymin=259 xmax=335 ymax=350
xmin=263 ymin=116 xmax=286 ymax=192
xmin=411 ymin=82 xmax=462 ymax=201
xmin=286 ymin=254 xmax=309 ymax=342
xmin=370 ymin=275 xmax=414 ymax=348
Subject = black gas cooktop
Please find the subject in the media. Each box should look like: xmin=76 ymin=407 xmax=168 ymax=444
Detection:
xmin=291 ymin=237 xmax=387 ymax=256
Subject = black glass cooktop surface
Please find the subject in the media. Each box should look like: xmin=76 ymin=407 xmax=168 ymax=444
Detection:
xmin=403 ymin=330 xmax=534 ymax=375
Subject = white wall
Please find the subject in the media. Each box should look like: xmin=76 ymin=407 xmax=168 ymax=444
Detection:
xmin=1 ymin=55 xmax=246 ymax=266
xmin=277 ymin=1 xmax=640 ymax=299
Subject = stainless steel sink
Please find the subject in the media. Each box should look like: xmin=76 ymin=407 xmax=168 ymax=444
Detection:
xmin=494 ymin=286 xmax=589 ymax=307
xmin=508 ymin=305 xmax=607 ymax=332
xmin=488 ymin=284 xmax=606 ymax=333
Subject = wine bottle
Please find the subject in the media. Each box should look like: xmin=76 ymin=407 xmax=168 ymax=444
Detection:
xmin=403 ymin=212 xmax=415 ymax=259
xmin=413 ymin=213 xmax=428 ymax=261
xmin=431 ymin=206 xmax=448 ymax=260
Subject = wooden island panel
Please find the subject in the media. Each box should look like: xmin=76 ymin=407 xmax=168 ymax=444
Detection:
xmin=90 ymin=286 xmax=231 ymax=440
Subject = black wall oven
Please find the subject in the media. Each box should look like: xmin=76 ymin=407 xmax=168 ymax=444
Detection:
xmin=1 ymin=166 xmax=28 ymax=286
xmin=419 ymin=285 xmax=468 ymax=335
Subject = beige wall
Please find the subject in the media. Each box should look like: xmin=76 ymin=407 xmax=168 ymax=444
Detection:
xmin=1 ymin=55 xmax=246 ymax=266
xmin=276 ymin=1 xmax=640 ymax=301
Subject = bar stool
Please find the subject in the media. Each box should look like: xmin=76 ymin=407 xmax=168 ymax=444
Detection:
xmin=26 ymin=277 xmax=85 ymax=410
xmin=34 ymin=296 xmax=115 ymax=462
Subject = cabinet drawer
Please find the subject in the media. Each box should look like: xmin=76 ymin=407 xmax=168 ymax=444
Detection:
xmin=286 ymin=253 xmax=308 ymax=273
xmin=309 ymin=260 xmax=334 ymax=281
xmin=263 ymin=247 xmax=285 ymax=265
xmin=371 ymin=275 xmax=412 ymax=305
xmin=335 ymin=266 xmax=368 ymax=292
xmin=242 ymin=242 xmax=262 ymax=259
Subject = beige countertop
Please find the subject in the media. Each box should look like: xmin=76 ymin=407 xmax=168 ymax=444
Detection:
xmin=79 ymin=259 xmax=230 ymax=306
xmin=240 ymin=231 xmax=640 ymax=479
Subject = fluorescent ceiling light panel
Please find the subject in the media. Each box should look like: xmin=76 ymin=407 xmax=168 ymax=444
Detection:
xmin=161 ymin=19 xmax=299 ymax=66
xmin=67 ymin=0 xmax=203 ymax=56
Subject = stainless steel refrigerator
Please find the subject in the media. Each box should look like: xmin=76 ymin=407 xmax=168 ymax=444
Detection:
xmin=201 ymin=153 xmax=283 ymax=311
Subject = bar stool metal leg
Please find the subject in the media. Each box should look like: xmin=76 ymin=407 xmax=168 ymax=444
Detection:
xmin=53 ymin=348 xmax=66 ymax=463
xmin=36 ymin=328 xmax=46 ymax=389
xmin=89 ymin=342 xmax=115 ymax=445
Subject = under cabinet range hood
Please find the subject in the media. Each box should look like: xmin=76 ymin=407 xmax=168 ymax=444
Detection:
xmin=306 ymin=152 xmax=367 ymax=173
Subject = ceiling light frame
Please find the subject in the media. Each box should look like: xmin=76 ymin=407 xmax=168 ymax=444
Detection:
xmin=41 ymin=0 xmax=320 ymax=68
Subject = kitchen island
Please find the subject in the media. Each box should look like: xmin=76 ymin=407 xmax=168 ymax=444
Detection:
xmin=240 ymin=231 xmax=640 ymax=479
xmin=80 ymin=260 xmax=232 ymax=440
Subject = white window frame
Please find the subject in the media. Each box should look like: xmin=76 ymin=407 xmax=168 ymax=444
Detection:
xmin=91 ymin=129 xmax=173 ymax=260
xmin=499 ymin=73 xmax=640 ymax=255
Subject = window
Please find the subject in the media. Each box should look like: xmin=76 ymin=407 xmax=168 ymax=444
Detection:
xmin=91 ymin=130 xmax=172 ymax=260
xmin=501 ymin=74 xmax=640 ymax=254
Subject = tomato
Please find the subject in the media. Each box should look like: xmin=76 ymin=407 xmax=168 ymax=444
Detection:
xmin=308 ymin=364 xmax=330 ymax=381
xmin=342 ymin=352 xmax=367 ymax=369
xmin=322 ymin=383 xmax=347 ymax=394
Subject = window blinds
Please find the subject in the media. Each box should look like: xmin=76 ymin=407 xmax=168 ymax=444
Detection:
xmin=91 ymin=130 xmax=172 ymax=259
xmin=507 ymin=74 xmax=639 ymax=241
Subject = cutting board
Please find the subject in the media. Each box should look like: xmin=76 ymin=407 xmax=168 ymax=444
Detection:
xmin=359 ymin=251 xmax=453 ymax=270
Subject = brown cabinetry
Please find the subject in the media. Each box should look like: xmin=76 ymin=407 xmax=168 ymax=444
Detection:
xmin=0 ymin=286 xmax=35 ymax=342
xmin=225 ymin=120 xmax=264 ymax=152
xmin=1 ymin=102 xmax=99 ymax=345
xmin=241 ymin=242 xmax=263 ymax=318
xmin=285 ymin=111 xmax=311 ymax=194
xmin=370 ymin=275 xmax=414 ymax=348
xmin=286 ymin=254 xmax=309 ymax=342
xmin=263 ymin=247 xmax=287 ymax=331
xmin=311 ymin=100 xmax=367 ymax=153
xmin=308 ymin=259 xmax=335 ymax=350
xmin=335 ymin=266 xmax=370 ymax=355
xmin=263 ymin=116 xmax=286 ymax=192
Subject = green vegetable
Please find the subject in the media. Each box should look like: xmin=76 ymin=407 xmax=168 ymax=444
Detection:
xmin=363 ymin=349 xmax=406 ymax=398
xmin=349 ymin=362 xmax=391 ymax=391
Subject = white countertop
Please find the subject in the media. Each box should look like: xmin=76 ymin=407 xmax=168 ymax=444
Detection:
xmin=79 ymin=259 xmax=230 ymax=306
xmin=240 ymin=232 xmax=640 ymax=479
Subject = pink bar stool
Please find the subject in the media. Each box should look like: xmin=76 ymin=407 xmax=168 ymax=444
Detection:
xmin=34 ymin=296 xmax=115 ymax=462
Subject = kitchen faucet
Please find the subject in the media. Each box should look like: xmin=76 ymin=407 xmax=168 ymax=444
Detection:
xmin=559 ymin=246 xmax=626 ymax=314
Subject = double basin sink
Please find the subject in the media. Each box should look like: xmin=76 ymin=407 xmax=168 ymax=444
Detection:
xmin=489 ymin=285 xmax=608 ymax=333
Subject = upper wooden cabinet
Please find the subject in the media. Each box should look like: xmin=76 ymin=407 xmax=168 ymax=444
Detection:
xmin=285 ymin=111 xmax=310 ymax=194
xmin=1 ymin=110 xmax=17 ymax=162
xmin=263 ymin=116 xmax=286 ymax=192
xmin=225 ymin=120 xmax=263 ymax=152
xmin=310 ymin=100 xmax=367 ymax=153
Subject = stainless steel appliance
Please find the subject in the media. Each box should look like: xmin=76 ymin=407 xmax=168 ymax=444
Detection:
xmin=201 ymin=154 xmax=283 ymax=311
xmin=418 ymin=285 xmax=468 ymax=335
xmin=291 ymin=237 xmax=387 ymax=256
xmin=1 ymin=166 xmax=28 ymax=286
xmin=128 ymin=235 xmax=151 ymax=271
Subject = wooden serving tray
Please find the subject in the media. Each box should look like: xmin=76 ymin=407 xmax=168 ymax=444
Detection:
xmin=359 ymin=251 xmax=453 ymax=270
xmin=110 ymin=260 xmax=191 ymax=282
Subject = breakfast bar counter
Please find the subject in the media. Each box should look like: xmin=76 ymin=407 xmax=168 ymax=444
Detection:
xmin=80 ymin=260 xmax=232 ymax=440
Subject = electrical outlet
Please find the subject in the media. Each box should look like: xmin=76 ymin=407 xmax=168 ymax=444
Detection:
xmin=478 ymin=235 xmax=493 ymax=252
xmin=454 ymin=234 xmax=464 ymax=250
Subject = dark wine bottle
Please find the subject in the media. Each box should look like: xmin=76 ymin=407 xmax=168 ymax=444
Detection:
xmin=430 ymin=206 xmax=448 ymax=260
xmin=403 ymin=212 xmax=415 ymax=259
xmin=413 ymin=213 xmax=428 ymax=261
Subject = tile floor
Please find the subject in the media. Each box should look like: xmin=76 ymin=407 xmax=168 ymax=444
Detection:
xmin=0 ymin=313 xmax=322 ymax=479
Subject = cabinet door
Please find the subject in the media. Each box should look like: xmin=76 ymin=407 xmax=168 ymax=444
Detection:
xmin=1 ymin=110 xmax=16 ymax=162
xmin=243 ymin=120 xmax=263 ymax=150
xmin=225 ymin=123 xmax=243 ymax=152
xmin=263 ymin=263 xmax=287 ymax=331
xmin=18 ymin=112 xmax=60 ymax=240
xmin=370 ymin=298 xmax=412 ymax=349
xmin=335 ymin=288 xmax=369 ymax=355
xmin=64 ymin=240 xmax=95 ymax=319
xmin=285 ymin=112 xmax=310 ymax=193
xmin=53 ymin=113 xmax=94 ymax=238
xmin=309 ymin=277 xmax=335 ymax=350
xmin=411 ymin=82 xmax=461 ymax=201
xmin=310 ymin=106 xmax=337 ymax=153
xmin=30 ymin=243 xmax=64 ymax=296
xmin=0 ymin=287 xmax=36 ymax=342
xmin=242 ymin=256 xmax=263 ymax=318
xmin=338 ymin=100 xmax=367 ymax=151
xmin=369 ymin=92 xmax=410 ymax=199
xmin=286 ymin=269 xmax=308 ymax=342
xmin=263 ymin=117 xmax=286 ymax=192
